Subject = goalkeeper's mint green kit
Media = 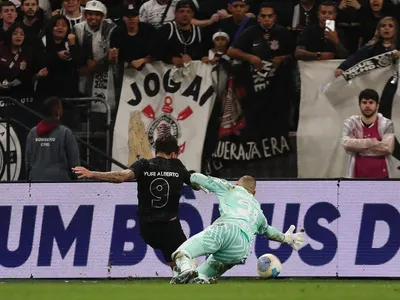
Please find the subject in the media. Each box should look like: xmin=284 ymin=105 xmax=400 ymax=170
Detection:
xmin=174 ymin=173 xmax=285 ymax=278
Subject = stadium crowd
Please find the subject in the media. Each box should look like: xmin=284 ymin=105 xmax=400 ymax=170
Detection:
xmin=0 ymin=0 xmax=399 ymax=180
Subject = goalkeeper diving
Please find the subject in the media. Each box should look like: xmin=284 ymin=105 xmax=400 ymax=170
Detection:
xmin=171 ymin=173 xmax=304 ymax=284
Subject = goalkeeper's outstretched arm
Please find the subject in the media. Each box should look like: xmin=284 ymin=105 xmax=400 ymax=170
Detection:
xmin=263 ymin=224 xmax=305 ymax=251
xmin=190 ymin=173 xmax=232 ymax=197
xmin=264 ymin=225 xmax=285 ymax=243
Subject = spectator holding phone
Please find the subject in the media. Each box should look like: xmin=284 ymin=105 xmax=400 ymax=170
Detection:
xmin=295 ymin=1 xmax=349 ymax=61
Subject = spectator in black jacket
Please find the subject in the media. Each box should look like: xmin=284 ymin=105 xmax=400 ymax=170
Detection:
xmin=101 ymin=0 xmax=124 ymax=21
xmin=336 ymin=0 xmax=363 ymax=54
xmin=109 ymin=4 xmax=157 ymax=101
xmin=213 ymin=0 xmax=257 ymax=45
xmin=0 ymin=22 xmax=44 ymax=102
xmin=18 ymin=0 xmax=46 ymax=49
xmin=25 ymin=97 xmax=80 ymax=181
xmin=18 ymin=0 xmax=45 ymax=40
xmin=35 ymin=14 xmax=81 ymax=99
xmin=358 ymin=0 xmax=396 ymax=47
xmin=295 ymin=1 xmax=349 ymax=61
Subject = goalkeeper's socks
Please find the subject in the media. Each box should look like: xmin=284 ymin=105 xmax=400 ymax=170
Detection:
xmin=176 ymin=255 xmax=193 ymax=274
xmin=191 ymin=259 xmax=198 ymax=269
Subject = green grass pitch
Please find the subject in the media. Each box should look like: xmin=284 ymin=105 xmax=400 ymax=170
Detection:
xmin=1 ymin=279 xmax=400 ymax=300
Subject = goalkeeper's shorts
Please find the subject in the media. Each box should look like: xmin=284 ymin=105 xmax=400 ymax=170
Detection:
xmin=189 ymin=223 xmax=251 ymax=264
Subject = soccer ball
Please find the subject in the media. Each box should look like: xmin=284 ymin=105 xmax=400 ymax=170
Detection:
xmin=256 ymin=254 xmax=282 ymax=278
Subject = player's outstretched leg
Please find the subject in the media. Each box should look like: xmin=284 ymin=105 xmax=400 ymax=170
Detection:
xmin=170 ymin=230 xmax=214 ymax=284
xmin=189 ymin=254 xmax=234 ymax=284
xmin=170 ymin=251 xmax=198 ymax=284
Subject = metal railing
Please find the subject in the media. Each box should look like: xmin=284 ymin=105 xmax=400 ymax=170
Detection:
xmin=0 ymin=97 xmax=127 ymax=181
xmin=63 ymin=97 xmax=112 ymax=169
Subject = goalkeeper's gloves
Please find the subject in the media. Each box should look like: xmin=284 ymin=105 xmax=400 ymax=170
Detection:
xmin=283 ymin=225 xmax=304 ymax=251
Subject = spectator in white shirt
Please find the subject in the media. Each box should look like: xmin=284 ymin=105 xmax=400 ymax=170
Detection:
xmin=140 ymin=0 xmax=179 ymax=29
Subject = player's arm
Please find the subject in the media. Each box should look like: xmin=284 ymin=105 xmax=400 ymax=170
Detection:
xmin=183 ymin=170 xmax=202 ymax=191
xmin=263 ymin=225 xmax=285 ymax=243
xmin=259 ymin=218 xmax=304 ymax=251
xmin=72 ymin=166 xmax=135 ymax=183
xmin=341 ymin=119 xmax=379 ymax=154
xmin=190 ymin=173 xmax=232 ymax=196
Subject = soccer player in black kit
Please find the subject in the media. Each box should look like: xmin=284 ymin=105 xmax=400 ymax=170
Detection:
xmin=72 ymin=135 xmax=199 ymax=274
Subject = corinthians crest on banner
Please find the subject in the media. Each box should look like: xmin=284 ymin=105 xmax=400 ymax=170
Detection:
xmin=112 ymin=61 xmax=216 ymax=172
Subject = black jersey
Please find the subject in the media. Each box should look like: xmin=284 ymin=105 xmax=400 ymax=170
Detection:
xmin=130 ymin=157 xmax=191 ymax=222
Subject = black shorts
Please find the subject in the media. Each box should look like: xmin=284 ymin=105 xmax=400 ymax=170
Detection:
xmin=139 ymin=218 xmax=187 ymax=263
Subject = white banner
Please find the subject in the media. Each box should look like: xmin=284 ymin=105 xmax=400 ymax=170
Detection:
xmin=1 ymin=181 xmax=400 ymax=278
xmin=112 ymin=61 xmax=216 ymax=172
xmin=297 ymin=55 xmax=400 ymax=178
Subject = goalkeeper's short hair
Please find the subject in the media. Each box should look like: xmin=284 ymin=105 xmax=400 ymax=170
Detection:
xmin=238 ymin=175 xmax=256 ymax=194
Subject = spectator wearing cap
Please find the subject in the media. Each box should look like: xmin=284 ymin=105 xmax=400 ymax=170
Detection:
xmin=156 ymin=0 xmax=206 ymax=67
xmin=109 ymin=4 xmax=157 ymax=99
xmin=74 ymin=1 xmax=117 ymax=171
xmin=203 ymin=31 xmax=230 ymax=64
xmin=74 ymin=0 xmax=117 ymax=114
xmin=203 ymin=31 xmax=231 ymax=98
xmin=213 ymin=0 xmax=256 ymax=45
